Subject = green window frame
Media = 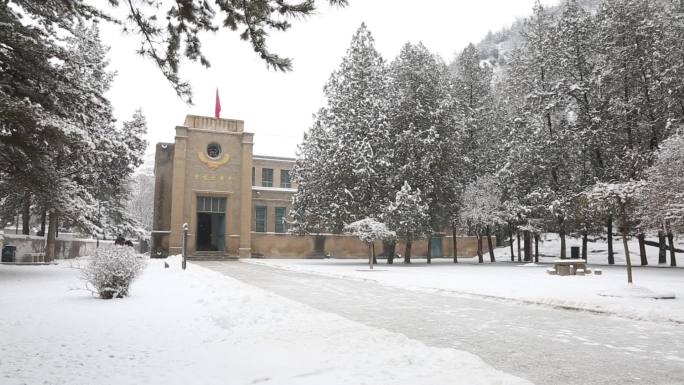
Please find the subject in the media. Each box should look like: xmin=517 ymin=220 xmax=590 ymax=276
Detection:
xmin=275 ymin=207 xmax=287 ymax=233
xmin=255 ymin=206 xmax=267 ymax=232
xmin=280 ymin=170 xmax=291 ymax=188
xmin=197 ymin=196 xmax=226 ymax=213
xmin=262 ymin=168 xmax=273 ymax=187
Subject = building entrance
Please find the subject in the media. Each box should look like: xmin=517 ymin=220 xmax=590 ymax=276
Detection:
xmin=196 ymin=196 xmax=226 ymax=251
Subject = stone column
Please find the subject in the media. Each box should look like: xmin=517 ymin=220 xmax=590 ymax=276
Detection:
xmin=238 ymin=132 xmax=254 ymax=258
xmin=168 ymin=126 xmax=188 ymax=255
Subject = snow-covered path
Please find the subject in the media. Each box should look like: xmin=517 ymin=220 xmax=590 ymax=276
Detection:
xmin=198 ymin=261 xmax=684 ymax=385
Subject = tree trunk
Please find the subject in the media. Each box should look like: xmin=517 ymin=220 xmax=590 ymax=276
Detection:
xmin=620 ymin=208 xmax=633 ymax=284
xmin=658 ymin=231 xmax=667 ymax=264
xmin=37 ymin=209 xmax=46 ymax=237
xmin=385 ymin=240 xmax=395 ymax=264
xmin=477 ymin=232 xmax=484 ymax=263
xmin=45 ymin=211 xmax=58 ymax=262
xmin=452 ymin=226 xmax=458 ymax=263
xmin=523 ymin=231 xmax=531 ymax=262
xmin=623 ymin=232 xmax=633 ymax=284
xmin=21 ymin=190 xmax=30 ymax=235
xmin=637 ymin=233 xmax=648 ymax=265
xmin=517 ymin=230 xmax=521 ymax=262
xmin=607 ymin=217 xmax=615 ymax=265
xmin=559 ymin=217 xmax=567 ymax=259
xmin=404 ymin=237 xmax=412 ymax=264
xmin=668 ymin=231 xmax=677 ymax=267
xmin=486 ymin=225 xmax=495 ymax=262
xmin=427 ymin=233 xmax=432 ymax=264
xmin=534 ymin=233 xmax=539 ymax=263
xmin=582 ymin=231 xmax=588 ymax=261
xmin=368 ymin=244 xmax=373 ymax=270
xmin=372 ymin=243 xmax=377 ymax=265
xmin=509 ymin=224 xmax=515 ymax=262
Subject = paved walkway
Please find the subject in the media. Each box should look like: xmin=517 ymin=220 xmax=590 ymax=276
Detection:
xmin=196 ymin=261 xmax=684 ymax=385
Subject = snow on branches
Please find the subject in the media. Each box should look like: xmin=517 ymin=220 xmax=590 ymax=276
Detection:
xmin=343 ymin=218 xmax=395 ymax=245
xmin=82 ymin=246 xmax=147 ymax=299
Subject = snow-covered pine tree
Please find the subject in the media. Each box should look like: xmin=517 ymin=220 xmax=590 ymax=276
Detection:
xmin=450 ymin=43 xmax=495 ymax=178
xmin=0 ymin=14 xmax=147 ymax=260
xmin=501 ymin=1 xmax=592 ymax=259
xmin=290 ymin=24 xmax=391 ymax=234
xmin=387 ymin=42 xmax=461 ymax=249
xmin=93 ymin=110 xmax=149 ymax=239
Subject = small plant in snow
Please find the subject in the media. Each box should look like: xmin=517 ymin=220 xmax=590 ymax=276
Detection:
xmin=344 ymin=218 xmax=395 ymax=269
xmin=82 ymin=246 xmax=147 ymax=299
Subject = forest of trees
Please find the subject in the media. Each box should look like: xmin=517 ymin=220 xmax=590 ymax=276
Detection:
xmin=290 ymin=0 xmax=684 ymax=267
xmin=0 ymin=0 xmax=345 ymax=260
xmin=0 ymin=6 xmax=149 ymax=260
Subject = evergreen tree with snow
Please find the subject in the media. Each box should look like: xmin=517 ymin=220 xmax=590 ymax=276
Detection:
xmin=0 ymin=14 xmax=147 ymax=260
xmin=450 ymin=43 xmax=495 ymax=178
xmin=290 ymin=24 xmax=391 ymax=234
xmin=387 ymin=42 xmax=461 ymax=246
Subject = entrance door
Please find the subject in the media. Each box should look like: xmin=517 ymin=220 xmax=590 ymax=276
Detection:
xmin=430 ymin=236 xmax=442 ymax=258
xmin=196 ymin=196 xmax=227 ymax=251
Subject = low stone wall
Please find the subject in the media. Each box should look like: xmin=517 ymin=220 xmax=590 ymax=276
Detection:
xmin=0 ymin=234 xmax=115 ymax=262
xmin=250 ymin=232 xmax=495 ymax=259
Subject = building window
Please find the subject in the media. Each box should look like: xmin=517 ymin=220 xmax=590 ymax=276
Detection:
xmin=255 ymin=206 xmax=267 ymax=232
xmin=197 ymin=196 xmax=226 ymax=213
xmin=206 ymin=142 xmax=221 ymax=159
xmin=262 ymin=168 xmax=273 ymax=187
xmin=252 ymin=167 xmax=255 ymax=186
xmin=275 ymin=207 xmax=287 ymax=233
xmin=280 ymin=170 xmax=291 ymax=188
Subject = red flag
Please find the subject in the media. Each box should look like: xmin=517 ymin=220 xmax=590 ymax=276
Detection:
xmin=214 ymin=88 xmax=221 ymax=118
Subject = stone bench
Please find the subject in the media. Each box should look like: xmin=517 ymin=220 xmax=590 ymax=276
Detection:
xmin=23 ymin=252 xmax=46 ymax=263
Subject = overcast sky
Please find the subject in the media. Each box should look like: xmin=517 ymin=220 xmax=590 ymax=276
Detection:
xmin=101 ymin=0 xmax=560 ymax=161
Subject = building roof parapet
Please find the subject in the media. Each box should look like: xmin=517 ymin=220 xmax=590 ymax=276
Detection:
xmin=184 ymin=115 xmax=244 ymax=133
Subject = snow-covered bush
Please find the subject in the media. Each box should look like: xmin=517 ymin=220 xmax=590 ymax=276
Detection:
xmin=82 ymin=246 xmax=147 ymax=299
xmin=344 ymin=218 xmax=395 ymax=269
xmin=344 ymin=218 xmax=396 ymax=244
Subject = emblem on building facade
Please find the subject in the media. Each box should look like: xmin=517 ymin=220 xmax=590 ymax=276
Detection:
xmin=198 ymin=142 xmax=230 ymax=169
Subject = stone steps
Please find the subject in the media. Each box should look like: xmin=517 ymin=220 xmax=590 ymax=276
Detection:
xmin=188 ymin=252 xmax=238 ymax=261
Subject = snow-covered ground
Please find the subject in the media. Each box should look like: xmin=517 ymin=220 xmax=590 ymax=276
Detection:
xmin=0 ymin=256 xmax=530 ymax=385
xmin=246 ymin=253 xmax=684 ymax=324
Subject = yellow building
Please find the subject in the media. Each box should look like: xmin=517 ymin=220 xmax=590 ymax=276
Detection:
xmin=151 ymin=115 xmax=296 ymax=260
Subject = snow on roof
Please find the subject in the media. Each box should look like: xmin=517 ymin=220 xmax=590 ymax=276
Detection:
xmin=252 ymin=186 xmax=297 ymax=193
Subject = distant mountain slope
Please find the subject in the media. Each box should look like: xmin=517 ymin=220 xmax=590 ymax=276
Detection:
xmin=468 ymin=0 xmax=601 ymax=68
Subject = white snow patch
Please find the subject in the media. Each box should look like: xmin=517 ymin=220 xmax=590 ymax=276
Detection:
xmin=0 ymin=256 xmax=531 ymax=385
xmin=598 ymin=285 xmax=676 ymax=299
xmin=247 ymin=255 xmax=684 ymax=324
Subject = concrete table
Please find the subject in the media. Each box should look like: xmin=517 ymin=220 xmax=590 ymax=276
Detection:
xmin=553 ymin=259 xmax=588 ymax=276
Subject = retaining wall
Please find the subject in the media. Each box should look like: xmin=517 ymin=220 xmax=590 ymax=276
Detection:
xmin=250 ymin=233 xmax=495 ymax=259
xmin=0 ymin=233 xmax=115 ymax=262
